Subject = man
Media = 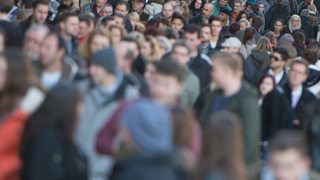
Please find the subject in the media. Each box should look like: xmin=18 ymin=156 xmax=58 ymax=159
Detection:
xmin=58 ymin=12 xmax=79 ymax=57
xmin=231 ymin=0 xmax=244 ymax=23
xmin=75 ymin=48 xmax=139 ymax=180
xmin=265 ymin=0 xmax=290 ymax=31
xmin=131 ymin=0 xmax=150 ymax=23
xmin=170 ymin=40 xmax=200 ymax=107
xmin=82 ymin=0 xmax=107 ymax=19
xmin=219 ymin=9 xmax=231 ymax=37
xmin=300 ymin=9 xmax=315 ymax=40
xmin=23 ymin=24 xmax=49 ymax=62
xmin=212 ymin=0 xmax=232 ymax=16
xmin=189 ymin=2 xmax=214 ymax=26
xmin=150 ymin=1 xmax=174 ymax=22
xmin=199 ymin=52 xmax=260 ymax=168
xmin=200 ymin=24 xmax=213 ymax=55
xmin=265 ymin=130 xmax=320 ymax=180
xmin=100 ymin=3 xmax=113 ymax=17
xmin=77 ymin=15 xmax=95 ymax=45
xmin=114 ymin=1 xmax=132 ymax=32
xmin=34 ymin=32 xmax=78 ymax=89
xmin=256 ymin=47 xmax=289 ymax=88
xmin=283 ymin=59 xmax=316 ymax=129
xmin=20 ymin=0 xmax=49 ymax=37
xmin=113 ymin=14 xmax=126 ymax=28
xmin=207 ymin=16 xmax=225 ymax=56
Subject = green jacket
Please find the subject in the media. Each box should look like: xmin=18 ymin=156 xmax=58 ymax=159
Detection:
xmin=212 ymin=1 xmax=232 ymax=17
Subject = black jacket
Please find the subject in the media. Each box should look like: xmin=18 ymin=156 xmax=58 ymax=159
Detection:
xmin=265 ymin=3 xmax=290 ymax=31
xmin=188 ymin=14 xmax=205 ymax=26
xmin=0 ymin=20 xmax=22 ymax=47
xmin=255 ymin=68 xmax=288 ymax=88
xmin=301 ymin=15 xmax=315 ymax=40
xmin=246 ymin=50 xmax=269 ymax=79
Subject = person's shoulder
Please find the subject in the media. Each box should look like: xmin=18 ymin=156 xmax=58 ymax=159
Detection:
xmin=309 ymin=170 xmax=320 ymax=180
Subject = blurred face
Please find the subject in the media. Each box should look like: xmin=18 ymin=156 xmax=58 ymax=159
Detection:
xmin=95 ymin=0 xmax=107 ymax=7
xmin=77 ymin=21 xmax=90 ymax=39
xmin=140 ymin=41 xmax=152 ymax=57
xmin=23 ymin=29 xmax=47 ymax=61
xmin=115 ymin=4 xmax=128 ymax=16
xmin=162 ymin=3 xmax=174 ymax=18
xmin=110 ymin=28 xmax=122 ymax=45
xmin=61 ymin=16 xmax=79 ymax=38
xmin=171 ymin=18 xmax=184 ymax=33
xmin=259 ymin=3 xmax=264 ymax=12
xmin=239 ymin=22 xmax=247 ymax=30
xmin=269 ymin=52 xmax=285 ymax=71
xmin=211 ymin=60 xmax=226 ymax=86
xmin=291 ymin=18 xmax=300 ymax=27
xmin=114 ymin=16 xmax=125 ymax=27
xmin=241 ymin=13 xmax=247 ymax=19
xmin=89 ymin=64 xmax=109 ymax=84
xmin=271 ymin=149 xmax=310 ymax=180
xmin=39 ymin=35 xmax=60 ymax=68
xmin=195 ymin=0 xmax=202 ymax=9
xmin=100 ymin=6 xmax=113 ymax=17
xmin=0 ymin=34 xmax=4 ymax=53
xmin=144 ymin=63 xmax=156 ymax=85
xmin=219 ymin=0 xmax=228 ymax=7
xmin=90 ymin=35 xmax=110 ymax=55
xmin=201 ymin=26 xmax=212 ymax=42
xmin=259 ymin=77 xmax=274 ymax=97
xmin=150 ymin=73 xmax=183 ymax=106
xmin=171 ymin=46 xmax=190 ymax=66
xmin=32 ymin=4 xmax=49 ymax=24
xmin=274 ymin=21 xmax=283 ymax=32
xmin=289 ymin=63 xmax=308 ymax=88
xmin=133 ymin=0 xmax=145 ymax=11
xmin=233 ymin=2 xmax=242 ymax=13
xmin=202 ymin=4 xmax=213 ymax=18
xmin=183 ymin=32 xmax=200 ymax=51
xmin=0 ymin=57 xmax=7 ymax=91
xmin=211 ymin=20 xmax=222 ymax=37
xmin=219 ymin=13 xmax=229 ymax=21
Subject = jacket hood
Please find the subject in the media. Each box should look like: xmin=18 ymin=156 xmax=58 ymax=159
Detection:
xmin=251 ymin=50 xmax=269 ymax=63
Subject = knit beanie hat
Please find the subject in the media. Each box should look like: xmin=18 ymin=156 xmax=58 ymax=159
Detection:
xmin=92 ymin=48 xmax=117 ymax=75
xmin=120 ymin=98 xmax=173 ymax=156
xmin=278 ymin=33 xmax=294 ymax=46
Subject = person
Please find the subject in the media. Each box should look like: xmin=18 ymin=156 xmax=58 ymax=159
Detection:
xmin=265 ymin=0 xmax=290 ymax=31
xmin=33 ymin=32 xmax=78 ymax=90
xmin=99 ymin=3 xmax=113 ymax=17
xmin=239 ymin=18 xmax=251 ymax=31
xmin=195 ymin=111 xmax=247 ymax=180
xmin=292 ymin=31 xmax=306 ymax=56
xmin=189 ymin=0 xmax=205 ymax=18
xmin=77 ymin=15 xmax=95 ymax=45
xmin=212 ymin=0 xmax=232 ymax=17
xmin=240 ymin=27 xmax=256 ymax=59
xmin=300 ymin=9 xmax=315 ymax=40
xmin=188 ymin=2 xmax=214 ymax=26
xmin=82 ymin=0 xmax=107 ymax=19
xmin=114 ymin=1 xmax=133 ymax=32
xmin=109 ymin=24 xmax=127 ymax=46
xmin=170 ymin=12 xmax=185 ymax=38
xmin=140 ymin=35 xmax=162 ymax=62
xmin=235 ymin=10 xmax=249 ymax=22
xmin=257 ymin=74 xmax=276 ymax=105
xmin=0 ymin=49 xmax=45 ymax=180
xmin=231 ymin=0 xmax=245 ymax=23
xmin=283 ymin=59 xmax=316 ymax=129
xmin=20 ymin=85 xmax=87 ymax=180
xmin=150 ymin=1 xmax=174 ymax=22
xmin=75 ymin=48 xmax=139 ymax=180
xmin=262 ymin=130 xmax=320 ymax=180
xmin=271 ymin=19 xmax=284 ymax=40
xmin=207 ymin=16 xmax=225 ymax=56
xmin=199 ymin=52 xmax=261 ymax=168
xmin=219 ymin=9 xmax=231 ymax=37
xmin=282 ymin=14 xmax=301 ymax=35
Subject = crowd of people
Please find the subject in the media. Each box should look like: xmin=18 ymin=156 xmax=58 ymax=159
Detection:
xmin=1 ymin=0 xmax=320 ymax=179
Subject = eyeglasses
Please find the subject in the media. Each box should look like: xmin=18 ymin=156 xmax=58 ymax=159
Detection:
xmin=270 ymin=55 xmax=281 ymax=61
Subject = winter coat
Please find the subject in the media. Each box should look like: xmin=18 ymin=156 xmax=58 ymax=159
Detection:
xmin=246 ymin=50 xmax=270 ymax=76
xmin=265 ymin=3 xmax=290 ymax=31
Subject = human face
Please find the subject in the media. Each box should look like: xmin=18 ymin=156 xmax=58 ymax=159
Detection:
xmin=289 ymin=63 xmax=308 ymax=88
xmin=115 ymin=4 xmax=128 ymax=16
xmin=271 ymin=149 xmax=310 ymax=180
xmin=211 ymin=20 xmax=222 ymax=37
xmin=90 ymin=35 xmax=110 ymax=55
xmin=140 ymin=41 xmax=152 ymax=57
xmin=0 ymin=57 xmax=7 ymax=91
xmin=183 ymin=32 xmax=200 ymax=51
xmin=162 ymin=3 xmax=174 ymax=19
xmin=201 ymin=26 xmax=212 ymax=42
xmin=39 ymin=35 xmax=60 ymax=68
xmin=100 ymin=6 xmax=113 ymax=17
xmin=241 ymin=13 xmax=247 ymax=19
xmin=202 ymin=4 xmax=213 ymax=18
xmin=274 ymin=21 xmax=283 ymax=32
xmin=150 ymin=73 xmax=183 ymax=106
xmin=114 ymin=16 xmax=125 ymax=27
xmin=219 ymin=0 xmax=228 ymax=7
xmin=195 ymin=0 xmax=202 ymax=9
xmin=211 ymin=60 xmax=226 ymax=86
xmin=95 ymin=0 xmax=107 ymax=7
xmin=269 ymin=52 xmax=285 ymax=71
xmin=171 ymin=18 xmax=184 ymax=33
xmin=89 ymin=63 xmax=109 ymax=84
xmin=171 ymin=46 xmax=190 ymax=66
xmin=259 ymin=77 xmax=274 ymax=97
xmin=78 ymin=21 xmax=90 ymax=39
xmin=259 ymin=3 xmax=264 ymax=12
xmin=23 ymin=29 xmax=47 ymax=61
xmin=133 ymin=0 xmax=144 ymax=11
xmin=239 ymin=22 xmax=247 ymax=31
xmin=219 ymin=13 xmax=229 ymax=21
xmin=61 ymin=16 xmax=79 ymax=38
xmin=291 ymin=18 xmax=300 ymax=28
xmin=110 ymin=28 xmax=122 ymax=45
xmin=233 ymin=2 xmax=242 ymax=13
xmin=32 ymin=4 xmax=49 ymax=24
xmin=144 ymin=63 xmax=156 ymax=85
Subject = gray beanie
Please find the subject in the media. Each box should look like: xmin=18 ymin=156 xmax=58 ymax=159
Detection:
xmin=92 ymin=48 xmax=117 ymax=75
xmin=278 ymin=33 xmax=294 ymax=46
xmin=120 ymin=98 xmax=173 ymax=156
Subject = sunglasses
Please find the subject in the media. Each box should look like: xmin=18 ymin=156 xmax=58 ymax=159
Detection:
xmin=270 ymin=55 xmax=281 ymax=61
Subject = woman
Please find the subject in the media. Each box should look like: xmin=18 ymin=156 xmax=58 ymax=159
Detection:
xmin=20 ymin=85 xmax=87 ymax=180
xmin=189 ymin=0 xmax=204 ymax=17
xmin=240 ymin=27 xmax=256 ymax=59
xmin=257 ymin=75 xmax=276 ymax=105
xmin=194 ymin=111 xmax=247 ymax=180
xmin=236 ymin=10 xmax=249 ymax=22
xmin=272 ymin=19 xmax=284 ymax=40
xmin=283 ymin=14 xmax=301 ymax=34
xmin=140 ymin=35 xmax=162 ymax=62
xmin=239 ymin=18 xmax=251 ymax=31
xmin=264 ymin=31 xmax=277 ymax=47
xmin=109 ymin=25 xmax=127 ymax=46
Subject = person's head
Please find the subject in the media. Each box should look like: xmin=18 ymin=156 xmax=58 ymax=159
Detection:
xmin=140 ymin=35 xmax=161 ymax=61
xmin=200 ymin=24 xmax=212 ymax=43
xmin=254 ymin=36 xmax=272 ymax=52
xmin=23 ymin=24 xmax=50 ymax=61
xmin=162 ymin=2 xmax=174 ymax=19
xmin=100 ymin=16 xmax=116 ymax=30
xmin=273 ymin=19 xmax=284 ymax=33
xmin=114 ymin=41 xmax=135 ymax=73
xmin=115 ymin=1 xmax=129 ymax=16
xmin=251 ymin=15 xmax=264 ymax=30
xmin=236 ymin=10 xmax=248 ymax=22
xmin=209 ymin=16 xmax=222 ymax=37
xmin=31 ymin=0 xmax=49 ymax=24
xmin=269 ymin=47 xmax=288 ymax=71
xmin=233 ymin=0 xmax=244 ymax=14
xmin=221 ymin=37 xmax=242 ymax=53
xmin=0 ymin=0 xmax=14 ymax=14
xmin=122 ymin=35 xmax=141 ymax=59
xmin=258 ymin=74 xmax=276 ymax=97
xmin=258 ymin=2 xmax=264 ymax=12
xmin=95 ymin=0 xmax=107 ymax=8
xmin=218 ymin=0 xmax=228 ymax=8
xmin=171 ymin=12 xmax=185 ymax=34
xmin=58 ymin=12 xmax=79 ymax=39
xmin=100 ymin=3 xmax=113 ymax=17
xmin=113 ymin=14 xmax=126 ymax=28
xmin=109 ymin=24 xmax=126 ymax=46
xmin=292 ymin=31 xmax=306 ymax=45
xmin=219 ymin=9 xmax=231 ymax=23
xmin=239 ymin=18 xmax=250 ymax=31
xmin=270 ymin=130 xmax=310 ymax=180
xmin=0 ymin=49 xmax=33 ymax=117
xmin=132 ymin=0 xmax=146 ymax=12
xmin=288 ymin=59 xmax=309 ymax=88
xmin=89 ymin=48 xmax=118 ymax=86
xmin=128 ymin=12 xmax=140 ymax=29
xmin=144 ymin=61 xmax=157 ymax=85
xmin=264 ymin=31 xmax=277 ymax=47
xmin=189 ymin=0 xmax=204 ymax=10
xmin=0 ymin=29 xmax=4 ymax=53
xmin=39 ymin=32 xmax=66 ymax=71
xmin=77 ymin=15 xmax=94 ymax=40
xmin=196 ymin=110 xmax=246 ymax=180
xmin=171 ymin=40 xmax=191 ymax=66
xmin=183 ymin=24 xmax=201 ymax=52
xmin=307 ymin=4 xmax=317 ymax=14
xmin=118 ymin=98 xmax=173 ymax=156
xmin=210 ymin=52 xmax=243 ymax=88
xmin=289 ymin=15 xmax=301 ymax=32
xmin=201 ymin=3 xmax=214 ymax=19
xmin=241 ymin=27 xmax=255 ymax=45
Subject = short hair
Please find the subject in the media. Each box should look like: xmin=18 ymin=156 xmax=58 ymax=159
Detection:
xmin=155 ymin=59 xmax=184 ymax=82
xmin=45 ymin=32 xmax=66 ymax=51
xmin=293 ymin=31 xmax=306 ymax=44
xmin=100 ymin=16 xmax=115 ymax=26
xmin=183 ymin=24 xmax=201 ymax=38
xmin=171 ymin=12 xmax=186 ymax=24
xmin=172 ymin=40 xmax=191 ymax=54
xmin=128 ymin=12 xmax=140 ymax=22
xmin=270 ymin=130 xmax=308 ymax=157
xmin=103 ymin=3 xmax=113 ymax=9
xmin=211 ymin=52 xmax=243 ymax=77
xmin=209 ymin=16 xmax=221 ymax=24
xmin=32 ymin=0 xmax=49 ymax=9
xmin=58 ymin=12 xmax=78 ymax=23
xmin=201 ymin=24 xmax=213 ymax=34
xmin=252 ymin=15 xmax=264 ymax=29
xmin=116 ymin=0 xmax=130 ymax=11
xmin=291 ymin=58 xmax=309 ymax=75
xmin=79 ymin=15 xmax=93 ymax=27
xmin=0 ymin=0 xmax=14 ymax=13
xmin=301 ymin=9 xmax=309 ymax=17
xmin=273 ymin=47 xmax=289 ymax=61
xmin=113 ymin=13 xmax=127 ymax=24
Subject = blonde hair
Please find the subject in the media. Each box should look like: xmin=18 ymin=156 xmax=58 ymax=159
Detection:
xmin=144 ymin=35 xmax=162 ymax=61
xmin=254 ymin=37 xmax=273 ymax=52
xmin=239 ymin=18 xmax=251 ymax=28
xmin=128 ymin=12 xmax=140 ymax=22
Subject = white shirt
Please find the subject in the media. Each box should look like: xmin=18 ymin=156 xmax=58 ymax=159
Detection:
xmin=291 ymin=85 xmax=303 ymax=109
xmin=41 ymin=71 xmax=62 ymax=89
xmin=209 ymin=41 xmax=217 ymax=49
xmin=268 ymin=69 xmax=284 ymax=85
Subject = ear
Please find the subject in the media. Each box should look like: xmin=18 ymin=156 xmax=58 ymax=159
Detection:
xmin=59 ymin=21 xmax=65 ymax=30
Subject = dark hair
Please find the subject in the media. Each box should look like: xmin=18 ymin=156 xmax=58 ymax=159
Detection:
xmin=189 ymin=0 xmax=205 ymax=10
xmin=236 ymin=11 xmax=248 ymax=22
xmin=242 ymin=27 xmax=255 ymax=46
xmin=183 ymin=24 xmax=201 ymax=38
xmin=32 ymin=0 xmax=49 ymax=9
xmin=195 ymin=111 xmax=246 ymax=180
xmin=171 ymin=12 xmax=186 ymax=25
xmin=45 ymin=32 xmax=66 ymax=51
xmin=0 ymin=0 xmax=14 ymax=13
xmin=273 ymin=47 xmax=289 ymax=61
xmin=271 ymin=19 xmax=284 ymax=32
xmin=116 ymin=0 xmax=130 ymax=11
xmin=101 ymin=15 xmax=115 ymax=26
xmin=57 ymin=12 xmax=78 ymax=23
xmin=229 ymin=22 xmax=240 ymax=35
xmin=292 ymin=31 xmax=306 ymax=45
xmin=155 ymin=59 xmax=184 ymax=82
xmin=270 ymin=130 xmax=308 ymax=157
xmin=79 ymin=15 xmax=92 ymax=27
xmin=0 ymin=49 xmax=33 ymax=118
xmin=252 ymin=15 xmax=264 ymax=29
xmin=257 ymin=74 xmax=276 ymax=97
xmin=302 ymin=50 xmax=317 ymax=65
xmin=201 ymin=23 xmax=212 ymax=34
xmin=113 ymin=13 xmax=127 ymax=25
xmin=209 ymin=16 xmax=221 ymax=24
